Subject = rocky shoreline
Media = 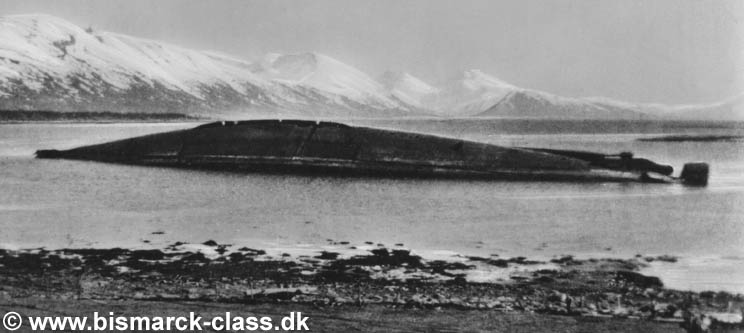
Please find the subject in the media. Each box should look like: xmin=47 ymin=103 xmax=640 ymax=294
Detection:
xmin=1 ymin=242 xmax=742 ymax=332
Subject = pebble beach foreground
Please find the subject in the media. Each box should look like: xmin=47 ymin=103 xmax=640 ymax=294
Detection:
xmin=1 ymin=242 xmax=742 ymax=332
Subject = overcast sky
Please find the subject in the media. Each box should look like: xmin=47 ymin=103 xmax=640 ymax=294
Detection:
xmin=2 ymin=0 xmax=742 ymax=104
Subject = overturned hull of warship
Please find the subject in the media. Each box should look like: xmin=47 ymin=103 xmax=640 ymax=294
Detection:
xmin=36 ymin=119 xmax=708 ymax=185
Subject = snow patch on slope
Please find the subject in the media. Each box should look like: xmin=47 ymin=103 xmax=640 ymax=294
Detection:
xmin=379 ymin=71 xmax=438 ymax=108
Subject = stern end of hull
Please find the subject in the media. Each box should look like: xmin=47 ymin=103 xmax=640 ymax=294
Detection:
xmin=680 ymin=163 xmax=709 ymax=186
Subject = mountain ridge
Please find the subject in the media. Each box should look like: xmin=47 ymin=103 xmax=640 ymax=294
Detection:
xmin=0 ymin=14 xmax=740 ymax=120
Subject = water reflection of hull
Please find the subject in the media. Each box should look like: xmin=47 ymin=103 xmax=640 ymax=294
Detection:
xmin=35 ymin=119 xmax=707 ymax=185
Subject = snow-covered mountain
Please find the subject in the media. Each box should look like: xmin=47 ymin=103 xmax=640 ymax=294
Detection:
xmin=0 ymin=14 xmax=268 ymax=114
xmin=0 ymin=14 xmax=740 ymax=120
xmin=0 ymin=14 xmax=416 ymax=117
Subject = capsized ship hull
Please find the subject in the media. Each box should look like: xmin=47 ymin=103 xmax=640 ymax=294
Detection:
xmin=36 ymin=119 xmax=708 ymax=185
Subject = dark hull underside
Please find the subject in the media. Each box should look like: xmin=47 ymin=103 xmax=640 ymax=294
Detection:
xmin=35 ymin=119 xmax=701 ymax=184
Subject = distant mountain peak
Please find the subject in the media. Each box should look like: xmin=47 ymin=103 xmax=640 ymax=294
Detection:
xmin=380 ymin=71 xmax=435 ymax=90
xmin=417 ymin=69 xmax=519 ymax=116
xmin=253 ymin=52 xmax=398 ymax=107
xmin=458 ymin=69 xmax=518 ymax=91
xmin=379 ymin=71 xmax=438 ymax=108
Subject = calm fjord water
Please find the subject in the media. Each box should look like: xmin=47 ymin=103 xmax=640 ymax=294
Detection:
xmin=1 ymin=119 xmax=743 ymax=292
